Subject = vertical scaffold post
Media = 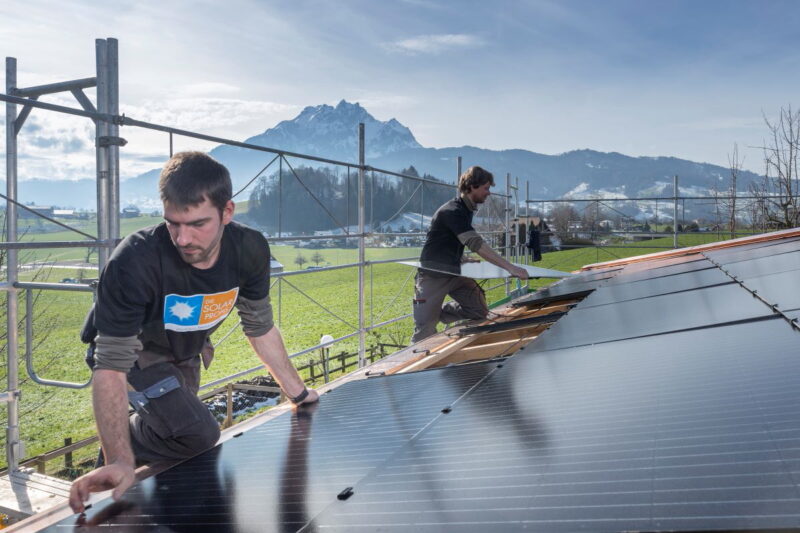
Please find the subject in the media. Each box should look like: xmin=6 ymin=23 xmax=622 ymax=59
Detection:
xmin=358 ymin=124 xmax=366 ymax=367
xmin=505 ymin=172 xmax=511 ymax=297
xmin=673 ymin=175 xmax=679 ymax=249
xmin=515 ymin=177 xmax=520 ymax=260
xmin=525 ymin=180 xmax=530 ymax=265
xmin=5 ymin=56 xmax=21 ymax=472
xmin=106 ymin=39 xmax=120 ymax=253
xmin=95 ymin=39 xmax=111 ymax=270
xmin=456 ymin=156 xmax=462 ymax=188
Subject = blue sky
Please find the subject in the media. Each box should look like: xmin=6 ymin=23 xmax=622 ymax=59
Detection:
xmin=1 ymin=0 xmax=799 ymax=180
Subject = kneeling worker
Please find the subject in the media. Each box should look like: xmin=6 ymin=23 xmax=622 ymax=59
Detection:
xmin=69 ymin=152 xmax=318 ymax=513
xmin=412 ymin=166 xmax=528 ymax=343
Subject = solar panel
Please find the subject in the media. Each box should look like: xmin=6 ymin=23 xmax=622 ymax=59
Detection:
xmin=603 ymin=258 xmax=717 ymax=285
xmin=620 ymin=253 xmax=707 ymax=273
xmin=30 ymin=234 xmax=800 ymax=532
xmin=702 ymin=237 xmax=800 ymax=264
xmin=737 ymin=270 xmax=800 ymax=311
xmin=513 ymin=271 xmax=618 ymax=306
xmin=718 ymin=250 xmax=800 ymax=280
xmin=579 ymin=267 xmax=732 ymax=309
xmin=311 ymin=319 xmax=800 ymax=532
xmin=529 ymin=283 xmax=775 ymax=351
xmin=37 ymin=362 xmax=497 ymax=532
xmin=398 ymin=261 xmax=574 ymax=279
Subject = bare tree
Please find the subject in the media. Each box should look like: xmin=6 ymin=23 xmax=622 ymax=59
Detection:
xmin=752 ymin=105 xmax=800 ymax=229
xmin=549 ymin=204 xmax=579 ymax=241
xmin=724 ymin=143 xmax=743 ymax=238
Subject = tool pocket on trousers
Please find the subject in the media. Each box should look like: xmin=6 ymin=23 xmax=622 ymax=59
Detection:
xmin=128 ymin=362 xmax=203 ymax=440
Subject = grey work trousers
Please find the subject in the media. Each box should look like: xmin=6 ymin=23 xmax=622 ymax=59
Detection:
xmin=411 ymin=270 xmax=488 ymax=343
xmin=126 ymin=354 xmax=220 ymax=463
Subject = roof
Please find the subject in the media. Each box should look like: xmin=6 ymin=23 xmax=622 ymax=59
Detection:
xmin=17 ymin=230 xmax=800 ymax=532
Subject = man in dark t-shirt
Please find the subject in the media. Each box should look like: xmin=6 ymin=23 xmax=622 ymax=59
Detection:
xmin=412 ymin=166 xmax=528 ymax=342
xmin=69 ymin=152 xmax=318 ymax=513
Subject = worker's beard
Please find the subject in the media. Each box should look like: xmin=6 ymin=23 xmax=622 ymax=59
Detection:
xmin=175 ymin=230 xmax=223 ymax=266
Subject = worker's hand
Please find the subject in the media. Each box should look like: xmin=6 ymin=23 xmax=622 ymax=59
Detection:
xmin=508 ymin=265 xmax=529 ymax=280
xmin=296 ymin=388 xmax=319 ymax=407
xmin=69 ymin=462 xmax=136 ymax=514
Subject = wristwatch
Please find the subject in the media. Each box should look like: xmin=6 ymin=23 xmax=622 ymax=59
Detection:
xmin=290 ymin=387 xmax=310 ymax=405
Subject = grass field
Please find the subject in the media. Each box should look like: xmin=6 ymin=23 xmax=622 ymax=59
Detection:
xmin=0 ymin=219 xmax=735 ymax=471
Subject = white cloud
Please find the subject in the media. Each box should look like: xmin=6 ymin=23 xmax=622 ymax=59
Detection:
xmin=180 ymin=82 xmax=241 ymax=97
xmin=123 ymin=98 xmax=297 ymax=132
xmin=387 ymin=33 xmax=485 ymax=54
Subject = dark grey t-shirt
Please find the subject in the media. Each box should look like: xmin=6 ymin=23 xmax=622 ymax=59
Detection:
xmin=419 ymin=197 xmax=475 ymax=275
xmin=92 ymin=221 xmax=270 ymax=368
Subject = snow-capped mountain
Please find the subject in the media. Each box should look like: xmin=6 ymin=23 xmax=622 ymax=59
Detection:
xmin=28 ymin=100 xmax=762 ymax=216
xmin=212 ymin=100 xmax=421 ymax=164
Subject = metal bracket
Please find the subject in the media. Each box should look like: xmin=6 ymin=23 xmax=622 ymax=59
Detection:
xmin=0 ymin=391 xmax=21 ymax=403
xmin=97 ymin=135 xmax=127 ymax=147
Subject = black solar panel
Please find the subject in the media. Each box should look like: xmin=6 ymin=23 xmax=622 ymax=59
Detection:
xmin=603 ymin=257 xmax=716 ymax=285
xmin=38 ymin=363 xmax=497 ymax=532
xmin=513 ymin=271 xmax=618 ymax=306
xmin=31 ymin=234 xmax=800 ymax=533
xmin=529 ymin=283 xmax=774 ymax=351
xmin=717 ymin=250 xmax=800 ymax=280
xmin=702 ymin=237 xmax=800 ymax=264
xmin=580 ymin=267 xmax=732 ymax=309
xmin=310 ymin=319 xmax=800 ymax=532
xmin=738 ymin=270 xmax=800 ymax=311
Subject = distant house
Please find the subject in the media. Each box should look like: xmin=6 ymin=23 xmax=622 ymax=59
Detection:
xmin=19 ymin=205 xmax=54 ymax=219
xmin=121 ymin=205 xmax=141 ymax=218
xmin=53 ymin=209 xmax=77 ymax=219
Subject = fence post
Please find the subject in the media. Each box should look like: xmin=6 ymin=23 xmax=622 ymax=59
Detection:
xmin=358 ymin=123 xmax=366 ymax=367
xmin=673 ymin=175 xmax=679 ymax=248
xmin=224 ymin=383 xmax=233 ymax=429
xmin=64 ymin=437 xmax=73 ymax=469
xmin=505 ymin=173 xmax=511 ymax=297
xmin=322 ymin=348 xmax=329 ymax=383
xmin=525 ymin=180 xmax=530 ymax=266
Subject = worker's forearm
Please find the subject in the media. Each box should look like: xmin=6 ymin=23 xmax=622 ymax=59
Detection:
xmin=92 ymin=369 xmax=135 ymax=468
xmin=248 ymin=326 xmax=306 ymax=397
xmin=475 ymin=243 xmax=515 ymax=271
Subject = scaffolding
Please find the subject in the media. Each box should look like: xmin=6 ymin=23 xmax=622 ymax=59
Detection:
xmin=0 ymin=38 xmax=520 ymax=475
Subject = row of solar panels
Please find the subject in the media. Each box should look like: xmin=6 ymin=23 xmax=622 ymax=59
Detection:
xmin=37 ymin=235 xmax=800 ymax=532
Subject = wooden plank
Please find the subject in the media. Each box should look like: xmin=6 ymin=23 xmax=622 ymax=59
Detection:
xmin=432 ymin=333 xmax=541 ymax=366
xmin=397 ymin=334 xmax=481 ymax=374
xmin=469 ymin=324 xmax=550 ymax=346
xmin=232 ymin=384 xmax=281 ymax=394
xmin=385 ymin=336 xmax=462 ymax=375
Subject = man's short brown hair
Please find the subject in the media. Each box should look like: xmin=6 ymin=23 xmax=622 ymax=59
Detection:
xmin=159 ymin=151 xmax=232 ymax=213
xmin=458 ymin=166 xmax=495 ymax=194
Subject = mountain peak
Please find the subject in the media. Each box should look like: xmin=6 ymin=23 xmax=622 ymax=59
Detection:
xmin=242 ymin=100 xmax=421 ymax=161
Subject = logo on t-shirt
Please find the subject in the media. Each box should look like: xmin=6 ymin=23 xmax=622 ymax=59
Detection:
xmin=163 ymin=288 xmax=239 ymax=332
